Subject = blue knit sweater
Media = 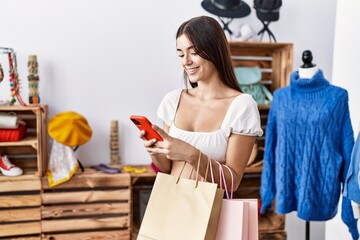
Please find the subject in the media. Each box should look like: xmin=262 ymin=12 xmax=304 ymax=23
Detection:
xmin=260 ymin=69 xmax=359 ymax=239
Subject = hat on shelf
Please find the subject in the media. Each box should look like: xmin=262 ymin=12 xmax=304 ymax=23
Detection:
xmin=201 ymin=0 xmax=251 ymax=18
xmin=48 ymin=111 xmax=92 ymax=147
xmin=254 ymin=0 xmax=282 ymax=22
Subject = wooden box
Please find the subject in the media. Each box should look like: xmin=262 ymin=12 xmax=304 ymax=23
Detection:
xmin=229 ymin=42 xmax=293 ymax=240
xmin=0 ymin=174 xmax=42 ymax=239
xmin=0 ymin=105 xmax=48 ymax=177
xmin=228 ymin=41 xmax=293 ymax=92
xmin=41 ymin=168 xmax=131 ymax=240
xmin=229 ymin=41 xmax=293 ymax=166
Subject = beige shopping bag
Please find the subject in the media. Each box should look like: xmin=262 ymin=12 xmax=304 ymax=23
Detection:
xmin=137 ymin=154 xmax=224 ymax=240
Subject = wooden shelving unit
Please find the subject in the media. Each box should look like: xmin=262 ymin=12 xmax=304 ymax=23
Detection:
xmin=0 ymin=105 xmax=48 ymax=177
xmin=229 ymin=41 xmax=293 ymax=240
xmin=0 ymin=104 xmax=48 ymax=239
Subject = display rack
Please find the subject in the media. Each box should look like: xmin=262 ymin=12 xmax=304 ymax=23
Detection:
xmin=229 ymin=41 xmax=293 ymax=240
xmin=0 ymin=105 xmax=48 ymax=177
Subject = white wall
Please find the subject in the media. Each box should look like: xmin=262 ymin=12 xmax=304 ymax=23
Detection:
xmin=0 ymin=0 xmax=339 ymax=239
xmin=326 ymin=0 xmax=360 ymax=239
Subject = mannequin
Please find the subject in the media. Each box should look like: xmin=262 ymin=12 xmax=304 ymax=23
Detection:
xmin=298 ymin=50 xmax=318 ymax=240
xmin=299 ymin=50 xmax=318 ymax=79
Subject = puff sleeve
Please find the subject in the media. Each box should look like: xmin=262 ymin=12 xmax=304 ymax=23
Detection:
xmin=156 ymin=89 xmax=182 ymax=126
xmin=222 ymin=94 xmax=263 ymax=137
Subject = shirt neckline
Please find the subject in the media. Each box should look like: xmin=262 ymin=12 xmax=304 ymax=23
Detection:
xmin=171 ymin=89 xmax=243 ymax=133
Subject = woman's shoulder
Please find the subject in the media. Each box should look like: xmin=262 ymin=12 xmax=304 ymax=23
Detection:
xmin=231 ymin=93 xmax=258 ymax=108
xmin=162 ymin=88 xmax=183 ymax=100
xmin=222 ymin=93 xmax=263 ymax=137
xmin=157 ymin=89 xmax=184 ymax=126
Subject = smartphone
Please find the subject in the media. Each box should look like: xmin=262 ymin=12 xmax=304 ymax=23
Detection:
xmin=130 ymin=115 xmax=163 ymax=141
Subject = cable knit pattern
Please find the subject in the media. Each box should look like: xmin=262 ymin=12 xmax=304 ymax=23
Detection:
xmin=260 ymin=69 xmax=359 ymax=239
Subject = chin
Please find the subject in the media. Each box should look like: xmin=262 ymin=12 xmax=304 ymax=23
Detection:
xmin=188 ymin=77 xmax=199 ymax=84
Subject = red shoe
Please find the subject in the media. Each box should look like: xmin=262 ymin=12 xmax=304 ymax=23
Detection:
xmin=0 ymin=155 xmax=23 ymax=177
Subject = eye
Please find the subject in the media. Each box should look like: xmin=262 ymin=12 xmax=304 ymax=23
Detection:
xmin=178 ymin=54 xmax=184 ymax=58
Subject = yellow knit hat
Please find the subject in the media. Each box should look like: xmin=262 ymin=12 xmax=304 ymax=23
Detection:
xmin=48 ymin=111 xmax=92 ymax=147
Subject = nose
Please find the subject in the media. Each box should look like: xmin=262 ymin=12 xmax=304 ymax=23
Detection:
xmin=182 ymin=54 xmax=192 ymax=66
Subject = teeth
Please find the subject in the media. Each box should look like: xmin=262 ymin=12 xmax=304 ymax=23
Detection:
xmin=187 ymin=67 xmax=197 ymax=74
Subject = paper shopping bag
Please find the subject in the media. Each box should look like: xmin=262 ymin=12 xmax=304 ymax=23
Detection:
xmin=216 ymin=199 xmax=250 ymax=239
xmin=214 ymin=163 xmax=259 ymax=240
xmin=137 ymin=156 xmax=224 ymax=240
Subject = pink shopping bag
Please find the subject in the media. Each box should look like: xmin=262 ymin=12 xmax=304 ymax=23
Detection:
xmin=213 ymin=162 xmax=259 ymax=240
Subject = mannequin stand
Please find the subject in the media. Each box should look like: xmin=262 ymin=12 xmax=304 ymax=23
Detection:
xmin=258 ymin=20 xmax=277 ymax=42
xmin=306 ymin=221 xmax=310 ymax=240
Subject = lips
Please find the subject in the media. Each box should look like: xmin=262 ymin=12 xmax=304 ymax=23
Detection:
xmin=186 ymin=67 xmax=199 ymax=75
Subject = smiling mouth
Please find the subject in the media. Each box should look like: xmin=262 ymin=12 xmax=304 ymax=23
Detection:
xmin=187 ymin=67 xmax=199 ymax=74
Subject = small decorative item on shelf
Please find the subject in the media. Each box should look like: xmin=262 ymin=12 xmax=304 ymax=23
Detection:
xmin=0 ymin=47 xmax=27 ymax=106
xmin=28 ymin=55 xmax=40 ymax=104
xmin=0 ymin=155 xmax=23 ymax=177
xmin=109 ymin=120 xmax=121 ymax=166
xmin=91 ymin=163 xmax=121 ymax=174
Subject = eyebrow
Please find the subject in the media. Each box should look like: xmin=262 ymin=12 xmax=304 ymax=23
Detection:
xmin=176 ymin=46 xmax=195 ymax=51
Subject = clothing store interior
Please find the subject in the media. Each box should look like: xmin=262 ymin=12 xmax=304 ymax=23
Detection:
xmin=0 ymin=0 xmax=359 ymax=240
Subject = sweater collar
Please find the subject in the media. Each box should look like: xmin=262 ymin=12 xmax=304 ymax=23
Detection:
xmin=290 ymin=69 xmax=330 ymax=93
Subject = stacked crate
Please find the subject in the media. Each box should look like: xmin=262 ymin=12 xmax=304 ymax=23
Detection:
xmin=229 ymin=41 xmax=293 ymax=239
xmin=0 ymin=174 xmax=42 ymax=239
xmin=41 ymin=168 xmax=131 ymax=240
xmin=0 ymin=105 xmax=48 ymax=239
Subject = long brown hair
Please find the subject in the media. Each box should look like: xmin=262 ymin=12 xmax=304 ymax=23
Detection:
xmin=176 ymin=16 xmax=240 ymax=91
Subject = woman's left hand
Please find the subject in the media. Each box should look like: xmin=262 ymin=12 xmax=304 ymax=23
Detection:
xmin=146 ymin=125 xmax=198 ymax=163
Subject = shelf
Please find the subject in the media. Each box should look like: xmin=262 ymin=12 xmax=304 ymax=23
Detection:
xmin=0 ymin=136 xmax=38 ymax=148
xmin=0 ymin=169 xmax=38 ymax=182
xmin=245 ymin=166 xmax=263 ymax=174
xmin=0 ymin=104 xmax=46 ymax=112
xmin=0 ymin=105 xmax=48 ymax=177
xmin=258 ymin=104 xmax=271 ymax=110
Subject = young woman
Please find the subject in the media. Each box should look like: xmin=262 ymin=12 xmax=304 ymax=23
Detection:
xmin=140 ymin=16 xmax=263 ymax=191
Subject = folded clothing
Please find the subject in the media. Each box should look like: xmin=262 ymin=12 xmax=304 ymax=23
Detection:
xmin=0 ymin=125 xmax=27 ymax=142
xmin=0 ymin=112 xmax=25 ymax=129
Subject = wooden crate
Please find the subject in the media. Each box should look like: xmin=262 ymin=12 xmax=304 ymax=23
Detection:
xmin=229 ymin=41 xmax=293 ymax=163
xmin=0 ymin=175 xmax=41 ymax=239
xmin=259 ymin=230 xmax=287 ymax=240
xmin=0 ymin=105 xmax=48 ymax=177
xmin=228 ymin=42 xmax=293 ymax=240
xmin=228 ymin=41 xmax=293 ymax=92
xmin=41 ymin=168 xmax=131 ymax=240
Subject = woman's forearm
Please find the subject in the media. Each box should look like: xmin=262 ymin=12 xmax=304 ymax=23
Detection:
xmin=150 ymin=154 xmax=172 ymax=173
xmin=188 ymin=151 xmax=243 ymax=192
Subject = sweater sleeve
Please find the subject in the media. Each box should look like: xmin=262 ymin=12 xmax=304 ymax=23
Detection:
xmin=260 ymin=92 xmax=278 ymax=213
xmin=338 ymin=91 xmax=359 ymax=240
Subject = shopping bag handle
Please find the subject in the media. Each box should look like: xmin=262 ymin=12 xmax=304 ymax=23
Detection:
xmin=214 ymin=161 xmax=234 ymax=199
xmin=176 ymin=150 xmax=204 ymax=188
xmin=188 ymin=153 xmax=210 ymax=182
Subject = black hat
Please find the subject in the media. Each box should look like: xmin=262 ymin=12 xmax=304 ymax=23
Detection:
xmin=201 ymin=0 xmax=251 ymax=18
xmin=254 ymin=0 xmax=282 ymax=22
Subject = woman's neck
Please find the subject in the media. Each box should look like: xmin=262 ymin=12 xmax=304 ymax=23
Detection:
xmin=298 ymin=66 xmax=318 ymax=79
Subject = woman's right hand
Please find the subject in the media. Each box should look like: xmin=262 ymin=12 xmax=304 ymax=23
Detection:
xmin=139 ymin=130 xmax=158 ymax=155
xmin=139 ymin=124 xmax=172 ymax=174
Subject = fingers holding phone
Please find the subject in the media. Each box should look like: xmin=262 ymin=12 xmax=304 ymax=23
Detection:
xmin=130 ymin=115 xmax=163 ymax=142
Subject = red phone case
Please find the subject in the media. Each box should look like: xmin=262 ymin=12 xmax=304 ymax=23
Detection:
xmin=130 ymin=115 xmax=163 ymax=141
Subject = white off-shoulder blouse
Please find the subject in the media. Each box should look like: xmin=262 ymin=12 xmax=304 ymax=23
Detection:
xmin=157 ymin=89 xmax=263 ymax=163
